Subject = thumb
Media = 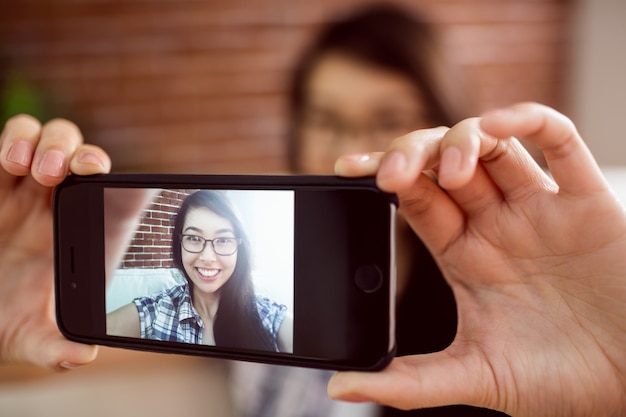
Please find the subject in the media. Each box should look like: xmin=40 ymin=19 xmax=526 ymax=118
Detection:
xmin=45 ymin=337 xmax=99 ymax=371
xmin=328 ymin=349 xmax=493 ymax=411
xmin=20 ymin=324 xmax=99 ymax=371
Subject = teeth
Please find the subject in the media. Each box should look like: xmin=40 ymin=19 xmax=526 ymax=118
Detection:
xmin=197 ymin=268 xmax=219 ymax=278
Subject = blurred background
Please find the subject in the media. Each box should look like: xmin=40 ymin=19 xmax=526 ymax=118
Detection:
xmin=2 ymin=0 xmax=607 ymax=175
xmin=2 ymin=0 xmax=623 ymax=169
xmin=1 ymin=0 xmax=624 ymax=415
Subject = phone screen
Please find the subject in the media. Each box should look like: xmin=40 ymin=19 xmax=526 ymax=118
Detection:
xmin=54 ymin=174 xmax=396 ymax=370
xmin=105 ymin=188 xmax=295 ymax=353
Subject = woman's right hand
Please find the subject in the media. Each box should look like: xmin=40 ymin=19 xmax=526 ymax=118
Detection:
xmin=329 ymin=103 xmax=626 ymax=416
xmin=0 ymin=114 xmax=111 ymax=370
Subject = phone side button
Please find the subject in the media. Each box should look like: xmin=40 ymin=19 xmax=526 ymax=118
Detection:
xmin=354 ymin=264 xmax=383 ymax=293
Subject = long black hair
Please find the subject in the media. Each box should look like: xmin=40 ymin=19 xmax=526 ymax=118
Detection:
xmin=172 ymin=190 xmax=275 ymax=351
xmin=287 ymin=3 xmax=468 ymax=172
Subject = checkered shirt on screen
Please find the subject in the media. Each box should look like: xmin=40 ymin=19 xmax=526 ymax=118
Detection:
xmin=133 ymin=283 xmax=286 ymax=349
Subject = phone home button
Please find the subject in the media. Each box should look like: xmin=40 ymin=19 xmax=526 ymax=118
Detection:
xmin=354 ymin=264 xmax=383 ymax=293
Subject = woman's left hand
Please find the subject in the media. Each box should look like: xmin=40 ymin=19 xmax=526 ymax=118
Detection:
xmin=329 ymin=103 xmax=626 ymax=417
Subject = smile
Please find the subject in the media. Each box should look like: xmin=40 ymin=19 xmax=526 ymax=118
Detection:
xmin=196 ymin=267 xmax=220 ymax=278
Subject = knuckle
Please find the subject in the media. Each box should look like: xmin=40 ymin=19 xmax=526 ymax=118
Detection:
xmin=6 ymin=113 xmax=41 ymax=127
xmin=3 ymin=114 xmax=42 ymax=139
xmin=397 ymin=173 xmax=440 ymax=217
xmin=41 ymin=118 xmax=83 ymax=146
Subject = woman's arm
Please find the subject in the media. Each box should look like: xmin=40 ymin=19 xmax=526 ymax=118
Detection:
xmin=104 ymin=189 xmax=159 ymax=287
xmin=106 ymin=303 xmax=141 ymax=338
xmin=277 ymin=311 xmax=294 ymax=353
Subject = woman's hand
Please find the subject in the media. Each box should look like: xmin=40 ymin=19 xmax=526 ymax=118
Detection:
xmin=0 ymin=115 xmax=110 ymax=370
xmin=329 ymin=103 xmax=626 ymax=417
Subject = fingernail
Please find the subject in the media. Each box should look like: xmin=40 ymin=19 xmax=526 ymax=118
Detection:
xmin=331 ymin=392 xmax=374 ymax=403
xmin=78 ymin=151 xmax=105 ymax=168
xmin=346 ymin=153 xmax=378 ymax=169
xmin=38 ymin=149 xmax=66 ymax=177
xmin=440 ymin=146 xmax=463 ymax=174
xmin=378 ymin=151 xmax=406 ymax=182
xmin=327 ymin=376 xmax=373 ymax=403
xmin=6 ymin=141 xmax=33 ymax=167
xmin=353 ymin=153 xmax=372 ymax=163
xmin=59 ymin=361 xmax=82 ymax=369
xmin=480 ymin=108 xmax=507 ymax=118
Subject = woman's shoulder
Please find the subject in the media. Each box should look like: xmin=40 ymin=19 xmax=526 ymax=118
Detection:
xmin=255 ymin=296 xmax=287 ymax=327
xmin=134 ymin=283 xmax=190 ymax=307
xmin=254 ymin=295 xmax=288 ymax=340
xmin=255 ymin=295 xmax=287 ymax=316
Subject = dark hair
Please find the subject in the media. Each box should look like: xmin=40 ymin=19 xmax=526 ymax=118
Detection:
xmin=172 ymin=190 xmax=275 ymax=351
xmin=287 ymin=4 xmax=467 ymax=171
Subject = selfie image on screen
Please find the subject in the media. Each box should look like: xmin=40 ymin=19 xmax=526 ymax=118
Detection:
xmin=105 ymin=188 xmax=294 ymax=353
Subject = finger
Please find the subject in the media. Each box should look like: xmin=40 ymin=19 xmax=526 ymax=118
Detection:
xmin=69 ymin=144 xmax=111 ymax=176
xmin=0 ymin=114 xmax=42 ymax=185
xmin=43 ymin=336 xmax=99 ymax=371
xmin=369 ymin=122 xmax=500 ymax=253
xmin=335 ymin=125 xmax=491 ymax=254
xmin=13 ymin=321 xmax=99 ymax=371
xmin=480 ymin=102 xmax=605 ymax=197
xmin=31 ymin=118 xmax=85 ymax=187
xmin=437 ymin=117 xmax=551 ymax=205
xmin=376 ymin=127 xmax=449 ymax=192
xmin=336 ymin=150 xmax=471 ymax=256
xmin=394 ymin=172 xmax=466 ymax=256
xmin=334 ymin=152 xmax=384 ymax=177
xmin=436 ymin=118 xmax=487 ymax=190
xmin=328 ymin=349 xmax=491 ymax=411
xmin=438 ymin=112 xmax=556 ymax=205
xmin=431 ymin=118 xmax=506 ymax=218
xmin=335 ymin=127 xmax=448 ymax=185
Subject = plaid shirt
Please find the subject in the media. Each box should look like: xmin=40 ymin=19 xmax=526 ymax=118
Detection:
xmin=134 ymin=283 xmax=286 ymax=350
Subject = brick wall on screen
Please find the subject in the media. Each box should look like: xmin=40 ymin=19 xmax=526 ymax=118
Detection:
xmin=1 ymin=0 xmax=574 ymax=173
xmin=121 ymin=189 xmax=191 ymax=269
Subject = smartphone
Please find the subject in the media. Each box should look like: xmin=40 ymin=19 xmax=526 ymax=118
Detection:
xmin=54 ymin=174 xmax=396 ymax=371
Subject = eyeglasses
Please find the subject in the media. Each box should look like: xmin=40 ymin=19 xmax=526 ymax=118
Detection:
xmin=180 ymin=234 xmax=241 ymax=256
xmin=299 ymin=111 xmax=419 ymax=145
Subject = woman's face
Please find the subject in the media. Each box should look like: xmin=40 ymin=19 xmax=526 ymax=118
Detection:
xmin=180 ymin=206 xmax=238 ymax=296
xmin=296 ymin=52 xmax=433 ymax=174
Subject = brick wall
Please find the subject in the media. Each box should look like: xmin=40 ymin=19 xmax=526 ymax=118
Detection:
xmin=0 ymin=0 xmax=574 ymax=173
xmin=121 ymin=189 xmax=193 ymax=269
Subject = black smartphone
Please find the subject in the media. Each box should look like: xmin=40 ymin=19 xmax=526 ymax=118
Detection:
xmin=54 ymin=174 xmax=397 ymax=371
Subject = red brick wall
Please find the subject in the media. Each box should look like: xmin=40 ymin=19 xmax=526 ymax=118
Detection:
xmin=121 ymin=189 xmax=192 ymax=269
xmin=0 ymin=0 xmax=573 ymax=173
